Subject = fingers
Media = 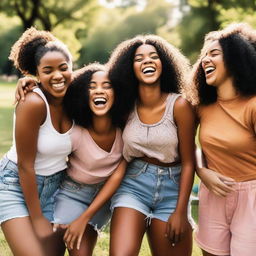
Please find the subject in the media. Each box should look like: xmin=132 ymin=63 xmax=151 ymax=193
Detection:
xmin=53 ymin=223 xmax=60 ymax=232
xmin=14 ymin=92 xmax=20 ymax=105
xmin=77 ymin=235 xmax=82 ymax=250
xmin=212 ymin=187 xmax=228 ymax=197
xmin=165 ymin=226 xmax=182 ymax=246
xmin=60 ymin=224 xmax=68 ymax=229
xmin=18 ymin=79 xmax=27 ymax=101
xmin=64 ymin=231 xmax=73 ymax=250
xmin=64 ymin=229 xmax=81 ymax=251
xmin=212 ymin=185 xmax=233 ymax=197
xmin=217 ymin=173 xmax=235 ymax=182
xmin=14 ymin=77 xmax=38 ymax=104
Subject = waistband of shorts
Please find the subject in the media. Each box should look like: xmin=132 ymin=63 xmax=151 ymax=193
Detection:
xmin=65 ymin=174 xmax=105 ymax=187
xmin=0 ymin=156 xmax=64 ymax=179
xmin=129 ymin=159 xmax=181 ymax=175
xmin=233 ymin=179 xmax=256 ymax=190
xmin=137 ymin=156 xmax=180 ymax=167
xmin=0 ymin=156 xmax=17 ymax=171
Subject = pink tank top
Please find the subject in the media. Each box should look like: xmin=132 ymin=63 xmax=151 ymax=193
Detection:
xmin=122 ymin=93 xmax=181 ymax=163
xmin=67 ymin=125 xmax=123 ymax=184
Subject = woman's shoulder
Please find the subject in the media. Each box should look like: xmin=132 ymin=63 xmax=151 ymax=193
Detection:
xmin=246 ymin=95 xmax=256 ymax=106
xmin=71 ymin=124 xmax=87 ymax=136
xmin=16 ymin=91 xmax=46 ymax=113
xmin=243 ymin=95 xmax=256 ymax=116
xmin=173 ymin=95 xmax=192 ymax=110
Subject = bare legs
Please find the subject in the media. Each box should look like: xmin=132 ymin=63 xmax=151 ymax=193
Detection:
xmin=68 ymin=225 xmax=98 ymax=256
xmin=147 ymin=218 xmax=192 ymax=256
xmin=202 ymin=251 xmax=229 ymax=256
xmin=110 ymin=207 xmax=147 ymax=256
xmin=2 ymin=217 xmax=66 ymax=256
xmin=110 ymin=207 xmax=192 ymax=256
xmin=2 ymin=217 xmax=47 ymax=256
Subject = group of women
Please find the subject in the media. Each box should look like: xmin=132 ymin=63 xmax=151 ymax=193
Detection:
xmin=0 ymin=22 xmax=255 ymax=256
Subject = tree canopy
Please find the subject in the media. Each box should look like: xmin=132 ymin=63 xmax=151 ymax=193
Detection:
xmin=0 ymin=0 xmax=255 ymax=74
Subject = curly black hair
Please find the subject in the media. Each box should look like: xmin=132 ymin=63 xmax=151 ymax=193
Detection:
xmin=193 ymin=23 xmax=256 ymax=105
xmin=107 ymin=34 xmax=192 ymax=115
xmin=63 ymin=63 xmax=126 ymax=129
xmin=9 ymin=27 xmax=72 ymax=76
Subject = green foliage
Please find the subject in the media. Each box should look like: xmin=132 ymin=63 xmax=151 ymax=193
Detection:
xmin=0 ymin=0 xmax=97 ymax=31
xmin=0 ymin=14 xmax=22 ymax=74
xmin=77 ymin=0 xmax=172 ymax=65
xmin=176 ymin=6 xmax=220 ymax=63
xmin=1 ymin=0 xmax=256 ymax=72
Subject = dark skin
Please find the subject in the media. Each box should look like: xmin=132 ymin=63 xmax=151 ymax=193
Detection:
xmin=54 ymin=71 xmax=127 ymax=256
xmin=14 ymin=70 xmax=127 ymax=256
xmin=110 ymin=44 xmax=195 ymax=256
xmin=2 ymin=51 xmax=72 ymax=256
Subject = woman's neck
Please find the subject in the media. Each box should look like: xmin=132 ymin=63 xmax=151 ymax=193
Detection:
xmin=217 ymin=80 xmax=239 ymax=101
xmin=41 ymin=88 xmax=64 ymax=106
xmin=138 ymin=84 xmax=165 ymax=108
xmin=91 ymin=115 xmax=113 ymax=134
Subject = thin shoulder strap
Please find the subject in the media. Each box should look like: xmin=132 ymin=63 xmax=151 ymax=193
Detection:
xmin=165 ymin=93 xmax=181 ymax=120
xmin=33 ymin=87 xmax=50 ymax=122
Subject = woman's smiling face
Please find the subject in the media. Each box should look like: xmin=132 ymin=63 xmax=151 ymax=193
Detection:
xmin=88 ymin=71 xmax=114 ymax=117
xmin=201 ymin=40 xmax=232 ymax=88
xmin=133 ymin=44 xmax=162 ymax=86
xmin=37 ymin=50 xmax=72 ymax=99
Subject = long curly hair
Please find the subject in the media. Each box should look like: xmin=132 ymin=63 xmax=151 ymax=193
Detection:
xmin=9 ymin=27 xmax=72 ymax=76
xmin=64 ymin=63 xmax=126 ymax=129
xmin=192 ymin=23 xmax=256 ymax=105
xmin=107 ymin=34 xmax=194 ymax=115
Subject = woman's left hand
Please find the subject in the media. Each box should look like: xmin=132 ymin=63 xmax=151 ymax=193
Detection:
xmin=165 ymin=211 xmax=189 ymax=246
xmin=63 ymin=216 xmax=89 ymax=250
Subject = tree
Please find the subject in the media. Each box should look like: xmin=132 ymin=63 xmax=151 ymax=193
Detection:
xmin=0 ymin=0 xmax=96 ymax=31
xmin=77 ymin=0 xmax=173 ymax=65
xmin=168 ymin=0 xmax=256 ymax=62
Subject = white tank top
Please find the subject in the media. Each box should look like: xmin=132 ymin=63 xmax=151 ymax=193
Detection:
xmin=7 ymin=88 xmax=73 ymax=176
xmin=122 ymin=93 xmax=180 ymax=163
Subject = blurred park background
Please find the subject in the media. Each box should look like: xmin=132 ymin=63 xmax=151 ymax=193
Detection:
xmin=0 ymin=0 xmax=256 ymax=76
xmin=0 ymin=0 xmax=255 ymax=255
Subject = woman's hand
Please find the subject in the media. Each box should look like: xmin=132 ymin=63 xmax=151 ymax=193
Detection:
xmin=198 ymin=167 xmax=235 ymax=197
xmin=165 ymin=211 xmax=190 ymax=246
xmin=63 ymin=216 xmax=89 ymax=250
xmin=14 ymin=77 xmax=38 ymax=104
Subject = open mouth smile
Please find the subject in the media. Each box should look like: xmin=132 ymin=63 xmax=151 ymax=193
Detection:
xmin=93 ymin=97 xmax=107 ymax=106
xmin=52 ymin=82 xmax=65 ymax=89
xmin=142 ymin=67 xmax=156 ymax=75
xmin=205 ymin=66 xmax=215 ymax=75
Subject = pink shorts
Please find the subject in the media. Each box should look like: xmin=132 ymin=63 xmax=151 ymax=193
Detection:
xmin=195 ymin=180 xmax=256 ymax=256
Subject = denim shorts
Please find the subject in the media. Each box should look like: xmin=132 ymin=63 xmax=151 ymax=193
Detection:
xmin=53 ymin=175 xmax=111 ymax=231
xmin=0 ymin=157 xmax=63 ymax=225
xmin=111 ymin=159 xmax=192 ymax=224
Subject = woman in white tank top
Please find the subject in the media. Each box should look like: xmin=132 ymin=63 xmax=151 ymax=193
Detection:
xmin=0 ymin=27 xmax=73 ymax=256
xmin=107 ymin=35 xmax=196 ymax=256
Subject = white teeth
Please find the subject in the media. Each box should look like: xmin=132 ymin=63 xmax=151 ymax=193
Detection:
xmin=205 ymin=67 xmax=215 ymax=74
xmin=52 ymin=82 xmax=64 ymax=88
xmin=94 ymin=97 xmax=107 ymax=105
xmin=142 ymin=67 xmax=155 ymax=74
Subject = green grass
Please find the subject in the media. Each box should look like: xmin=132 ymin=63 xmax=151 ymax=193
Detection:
xmin=0 ymin=82 xmax=202 ymax=255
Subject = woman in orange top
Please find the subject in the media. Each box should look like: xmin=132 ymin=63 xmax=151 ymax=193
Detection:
xmin=194 ymin=23 xmax=256 ymax=256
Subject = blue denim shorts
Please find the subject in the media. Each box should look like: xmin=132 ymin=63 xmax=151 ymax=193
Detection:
xmin=53 ymin=175 xmax=111 ymax=231
xmin=0 ymin=157 xmax=63 ymax=225
xmin=111 ymin=159 xmax=192 ymax=224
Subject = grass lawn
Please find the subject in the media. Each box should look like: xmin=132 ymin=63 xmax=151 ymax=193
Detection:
xmin=0 ymin=82 xmax=202 ymax=255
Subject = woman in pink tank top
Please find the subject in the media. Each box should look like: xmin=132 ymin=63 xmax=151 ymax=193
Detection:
xmin=107 ymin=35 xmax=196 ymax=256
xmin=13 ymin=63 xmax=129 ymax=256
xmin=52 ymin=63 xmax=128 ymax=256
